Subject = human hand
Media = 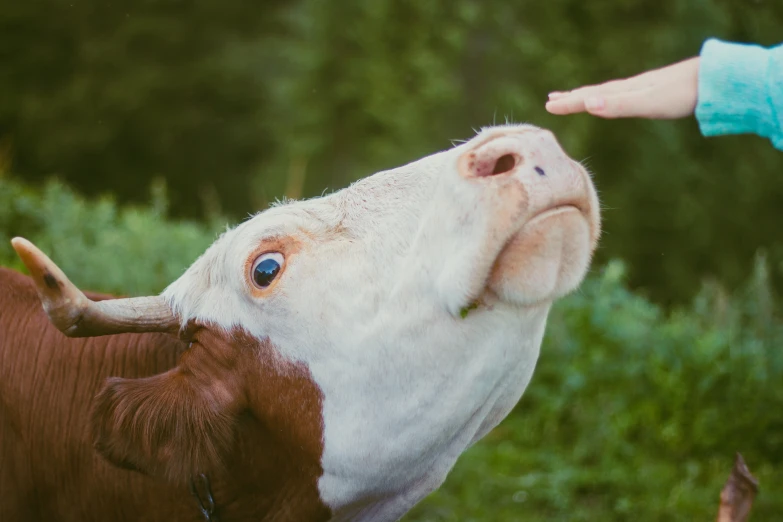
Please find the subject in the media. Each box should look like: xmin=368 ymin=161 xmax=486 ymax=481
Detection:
xmin=545 ymin=57 xmax=700 ymax=119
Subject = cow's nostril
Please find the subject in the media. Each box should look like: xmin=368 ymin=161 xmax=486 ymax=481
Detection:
xmin=492 ymin=154 xmax=517 ymax=175
xmin=458 ymin=140 xmax=525 ymax=179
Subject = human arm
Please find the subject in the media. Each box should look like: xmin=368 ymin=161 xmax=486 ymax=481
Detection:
xmin=544 ymin=39 xmax=783 ymax=151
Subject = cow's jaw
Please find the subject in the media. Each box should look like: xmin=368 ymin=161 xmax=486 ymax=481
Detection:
xmin=315 ymin=301 xmax=551 ymax=521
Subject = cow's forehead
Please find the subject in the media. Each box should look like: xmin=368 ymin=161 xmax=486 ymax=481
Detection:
xmin=220 ymin=123 xmax=544 ymax=252
xmin=226 ymin=154 xmax=446 ymax=250
xmin=232 ymin=199 xmax=343 ymax=248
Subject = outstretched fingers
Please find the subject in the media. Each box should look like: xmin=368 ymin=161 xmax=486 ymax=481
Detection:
xmin=546 ymin=57 xmax=699 ymax=120
xmin=546 ymin=75 xmax=649 ymax=115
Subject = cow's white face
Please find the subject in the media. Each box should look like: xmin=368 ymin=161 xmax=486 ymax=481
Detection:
xmin=160 ymin=124 xmax=600 ymax=519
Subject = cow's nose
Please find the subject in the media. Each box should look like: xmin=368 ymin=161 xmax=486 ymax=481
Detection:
xmin=457 ymin=129 xmax=566 ymax=180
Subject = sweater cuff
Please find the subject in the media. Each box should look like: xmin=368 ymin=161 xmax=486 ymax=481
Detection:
xmin=695 ymin=38 xmax=777 ymax=140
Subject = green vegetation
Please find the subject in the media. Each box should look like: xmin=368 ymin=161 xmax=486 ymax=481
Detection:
xmin=0 ymin=177 xmax=220 ymax=295
xmin=1 ymin=179 xmax=780 ymax=520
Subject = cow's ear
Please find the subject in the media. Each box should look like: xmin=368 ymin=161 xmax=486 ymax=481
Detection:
xmin=90 ymin=329 xmax=247 ymax=484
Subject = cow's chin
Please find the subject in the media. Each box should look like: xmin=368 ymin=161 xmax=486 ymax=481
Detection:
xmin=487 ymin=207 xmax=593 ymax=308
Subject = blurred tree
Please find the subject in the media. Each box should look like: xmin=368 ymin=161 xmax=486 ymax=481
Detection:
xmin=0 ymin=0 xmax=285 ymax=217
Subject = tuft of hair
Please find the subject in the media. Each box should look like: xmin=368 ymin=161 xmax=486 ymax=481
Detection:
xmin=90 ymin=334 xmax=246 ymax=484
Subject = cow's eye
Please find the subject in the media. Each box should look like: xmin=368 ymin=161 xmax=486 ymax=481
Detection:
xmin=251 ymin=252 xmax=284 ymax=289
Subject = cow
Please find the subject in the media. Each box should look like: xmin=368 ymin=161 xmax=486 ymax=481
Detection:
xmin=0 ymin=124 xmax=600 ymax=522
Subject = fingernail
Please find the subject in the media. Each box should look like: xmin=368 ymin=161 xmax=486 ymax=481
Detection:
xmin=548 ymin=91 xmax=566 ymax=99
xmin=585 ymin=97 xmax=605 ymax=111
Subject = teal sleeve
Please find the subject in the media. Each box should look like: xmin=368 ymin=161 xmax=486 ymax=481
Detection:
xmin=695 ymin=38 xmax=783 ymax=151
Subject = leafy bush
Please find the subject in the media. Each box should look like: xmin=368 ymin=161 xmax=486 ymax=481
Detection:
xmin=1 ymin=178 xmax=779 ymax=520
xmin=0 ymin=177 xmax=221 ymax=295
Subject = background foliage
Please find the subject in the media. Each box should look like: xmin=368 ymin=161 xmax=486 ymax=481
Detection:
xmin=2 ymin=0 xmax=782 ymax=520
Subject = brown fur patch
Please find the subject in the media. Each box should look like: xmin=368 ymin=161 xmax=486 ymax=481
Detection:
xmin=90 ymin=341 xmax=245 ymax=482
xmin=0 ymin=268 xmax=331 ymax=521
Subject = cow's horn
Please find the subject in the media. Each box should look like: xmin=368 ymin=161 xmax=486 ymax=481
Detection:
xmin=11 ymin=237 xmax=179 ymax=337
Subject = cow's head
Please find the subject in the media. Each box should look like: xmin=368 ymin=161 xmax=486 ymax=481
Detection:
xmin=13 ymin=124 xmax=600 ymax=516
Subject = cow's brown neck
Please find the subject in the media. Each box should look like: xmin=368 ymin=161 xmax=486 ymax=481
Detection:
xmin=0 ymin=268 xmax=331 ymax=522
xmin=178 ymin=326 xmax=332 ymax=522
